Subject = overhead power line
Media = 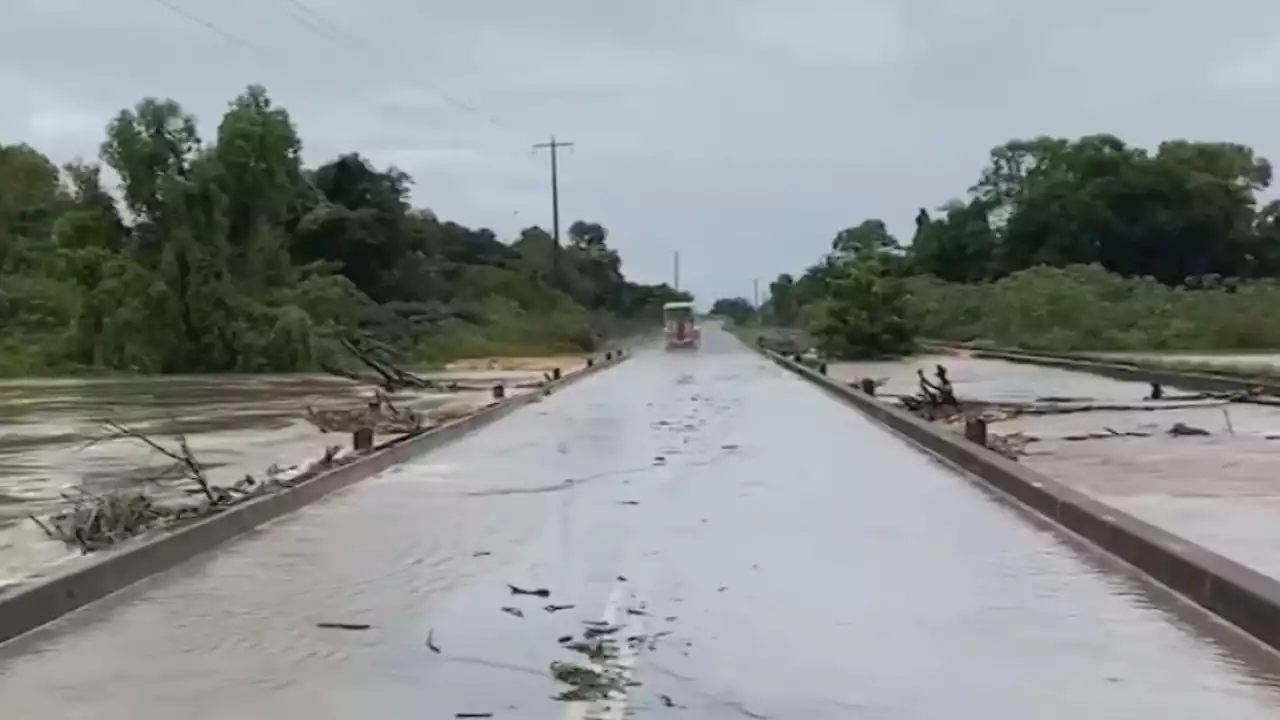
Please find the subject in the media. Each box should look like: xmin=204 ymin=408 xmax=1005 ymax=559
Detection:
xmin=142 ymin=0 xmax=504 ymax=131
xmin=141 ymin=0 xmax=572 ymax=236
xmin=271 ymin=0 xmax=501 ymax=125
xmin=148 ymin=0 xmax=264 ymax=53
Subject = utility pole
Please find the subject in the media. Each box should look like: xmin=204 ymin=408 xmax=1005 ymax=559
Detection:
xmin=673 ymin=250 xmax=681 ymax=292
xmin=533 ymin=137 xmax=573 ymax=281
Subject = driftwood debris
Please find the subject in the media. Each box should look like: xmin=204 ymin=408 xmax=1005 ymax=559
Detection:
xmin=336 ymin=338 xmax=435 ymax=393
xmin=883 ymin=362 xmax=1250 ymax=457
xmin=328 ymin=338 xmax=541 ymax=393
xmin=899 ymin=365 xmax=961 ymax=421
xmin=32 ymin=422 xmax=350 ymax=554
xmin=305 ymin=389 xmax=425 ymax=435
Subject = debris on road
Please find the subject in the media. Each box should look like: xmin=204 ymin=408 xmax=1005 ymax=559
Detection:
xmin=454 ymin=713 xmax=494 ymax=718
xmin=659 ymin=694 xmax=678 ymax=708
xmin=646 ymin=631 xmax=672 ymax=651
xmin=544 ymin=604 xmax=575 ymax=613
xmin=550 ymin=660 xmax=626 ymax=702
xmin=583 ymin=623 xmax=622 ymax=639
xmin=564 ymin=637 xmax=618 ymax=663
xmin=1168 ymin=422 xmax=1211 ymax=436
xmin=557 ymin=635 xmax=575 ymax=644
xmin=508 ymin=584 xmax=551 ymax=598
xmin=625 ymin=608 xmax=649 ymax=616
xmin=315 ymin=622 xmax=371 ymax=631
xmin=426 ymin=629 xmax=441 ymax=653
xmin=618 ymin=500 xmax=640 ymax=506
xmin=500 ymin=606 xmax=525 ymax=618
xmin=472 ymin=551 xmax=491 ymax=557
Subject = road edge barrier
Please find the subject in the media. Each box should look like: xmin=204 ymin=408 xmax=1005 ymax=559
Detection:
xmin=932 ymin=343 xmax=1280 ymax=396
xmin=0 ymin=348 xmax=634 ymax=646
xmin=751 ymin=344 xmax=1280 ymax=655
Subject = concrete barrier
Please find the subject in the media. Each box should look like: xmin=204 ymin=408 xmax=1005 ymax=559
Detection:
xmin=953 ymin=345 xmax=1280 ymax=396
xmin=755 ymin=346 xmax=1280 ymax=654
xmin=0 ymin=350 xmax=632 ymax=645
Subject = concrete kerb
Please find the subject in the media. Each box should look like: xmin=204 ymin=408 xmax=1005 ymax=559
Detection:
xmin=0 ymin=350 xmax=632 ymax=646
xmin=956 ymin=345 xmax=1280 ymax=396
xmin=752 ymin=345 xmax=1280 ymax=655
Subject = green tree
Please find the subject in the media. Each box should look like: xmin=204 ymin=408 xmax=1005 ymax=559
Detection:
xmin=0 ymin=85 xmax=677 ymax=377
xmin=710 ymin=297 xmax=755 ymax=324
xmin=807 ymin=254 xmax=916 ymax=359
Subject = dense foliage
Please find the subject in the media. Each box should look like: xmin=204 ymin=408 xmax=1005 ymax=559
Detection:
xmin=759 ymin=134 xmax=1280 ymax=355
xmin=708 ymin=297 xmax=755 ymax=325
xmin=0 ymin=86 xmax=688 ymax=376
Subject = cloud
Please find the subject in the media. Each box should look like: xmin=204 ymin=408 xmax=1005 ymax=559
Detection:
xmin=6 ymin=0 xmax=1280 ymax=299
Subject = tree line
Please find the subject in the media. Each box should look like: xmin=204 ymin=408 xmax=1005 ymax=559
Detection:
xmin=0 ymin=85 xmax=688 ymax=376
xmin=717 ymin=134 xmax=1280 ymax=357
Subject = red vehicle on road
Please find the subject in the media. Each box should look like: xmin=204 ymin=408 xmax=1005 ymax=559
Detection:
xmin=663 ymin=301 xmax=700 ymax=350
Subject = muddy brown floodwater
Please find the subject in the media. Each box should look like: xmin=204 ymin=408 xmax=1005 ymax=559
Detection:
xmin=0 ymin=360 xmax=584 ymax=587
xmin=832 ymin=353 xmax=1280 ymax=583
xmin=2 ymin=326 xmax=1280 ymax=718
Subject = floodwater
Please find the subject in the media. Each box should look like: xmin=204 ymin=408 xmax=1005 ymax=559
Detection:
xmin=0 ymin=362 xmax=582 ymax=587
xmin=2 ymin=327 xmax=1279 ymax=717
xmin=1099 ymin=351 xmax=1280 ymax=370
xmin=832 ymin=354 xmax=1280 ymax=582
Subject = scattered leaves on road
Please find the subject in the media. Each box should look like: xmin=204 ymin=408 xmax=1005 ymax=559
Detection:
xmin=550 ymin=661 xmax=626 ymax=702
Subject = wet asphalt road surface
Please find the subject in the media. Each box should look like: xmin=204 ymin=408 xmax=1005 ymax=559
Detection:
xmin=3 ymin=327 xmax=1280 ymax=718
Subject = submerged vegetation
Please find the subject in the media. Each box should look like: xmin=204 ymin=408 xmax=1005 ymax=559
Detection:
xmin=724 ymin=134 xmax=1280 ymax=357
xmin=0 ymin=85 xmax=687 ymax=377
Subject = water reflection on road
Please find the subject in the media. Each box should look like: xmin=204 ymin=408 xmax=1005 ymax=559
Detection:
xmin=1 ymin=328 xmax=1279 ymax=718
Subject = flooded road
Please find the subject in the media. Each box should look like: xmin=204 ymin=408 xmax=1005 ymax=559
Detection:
xmin=0 ymin=361 xmax=580 ymax=586
xmin=3 ymin=328 xmax=1280 ymax=718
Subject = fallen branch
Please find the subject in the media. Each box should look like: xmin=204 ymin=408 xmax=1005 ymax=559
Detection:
xmin=85 ymin=419 xmax=215 ymax=503
xmin=35 ymin=426 xmax=352 ymax=553
xmin=335 ymin=337 xmax=438 ymax=393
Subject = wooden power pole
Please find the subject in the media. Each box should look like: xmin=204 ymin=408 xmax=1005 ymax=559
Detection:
xmin=533 ymin=137 xmax=573 ymax=280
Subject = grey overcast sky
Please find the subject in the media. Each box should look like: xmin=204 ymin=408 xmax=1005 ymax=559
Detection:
xmin=4 ymin=1 xmax=1280 ymax=302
